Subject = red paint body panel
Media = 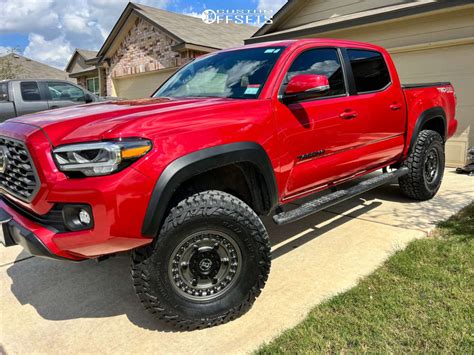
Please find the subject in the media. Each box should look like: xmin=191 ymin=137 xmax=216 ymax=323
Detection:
xmin=0 ymin=39 xmax=457 ymax=260
xmin=402 ymin=84 xmax=457 ymax=157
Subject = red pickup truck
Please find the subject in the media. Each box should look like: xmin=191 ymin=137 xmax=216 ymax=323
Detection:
xmin=0 ymin=39 xmax=457 ymax=329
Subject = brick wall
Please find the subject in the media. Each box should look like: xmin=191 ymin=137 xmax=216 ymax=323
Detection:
xmin=106 ymin=17 xmax=195 ymax=96
xmin=76 ymin=76 xmax=87 ymax=89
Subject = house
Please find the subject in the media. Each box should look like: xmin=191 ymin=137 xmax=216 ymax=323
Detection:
xmin=76 ymin=2 xmax=256 ymax=99
xmin=247 ymin=0 xmax=474 ymax=167
xmin=65 ymin=49 xmax=101 ymax=95
xmin=0 ymin=53 xmax=71 ymax=81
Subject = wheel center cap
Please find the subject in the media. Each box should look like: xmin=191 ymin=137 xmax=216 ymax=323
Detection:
xmin=199 ymin=258 xmax=213 ymax=271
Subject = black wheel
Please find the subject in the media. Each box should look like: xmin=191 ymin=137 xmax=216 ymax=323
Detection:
xmin=399 ymin=129 xmax=445 ymax=200
xmin=131 ymin=190 xmax=271 ymax=329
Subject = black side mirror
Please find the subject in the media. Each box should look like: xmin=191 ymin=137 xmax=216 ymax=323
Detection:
xmin=84 ymin=93 xmax=94 ymax=103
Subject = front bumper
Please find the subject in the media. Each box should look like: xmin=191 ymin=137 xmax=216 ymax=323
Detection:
xmin=0 ymin=122 xmax=155 ymax=260
xmin=0 ymin=208 xmax=69 ymax=260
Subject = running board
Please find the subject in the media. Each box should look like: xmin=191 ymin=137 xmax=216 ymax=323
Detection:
xmin=273 ymin=167 xmax=409 ymax=225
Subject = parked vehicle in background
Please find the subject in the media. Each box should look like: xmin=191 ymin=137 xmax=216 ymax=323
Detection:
xmin=0 ymin=39 xmax=457 ymax=329
xmin=0 ymin=79 xmax=99 ymax=121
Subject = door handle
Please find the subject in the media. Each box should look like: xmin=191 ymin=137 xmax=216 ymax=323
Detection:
xmin=50 ymin=106 xmax=59 ymax=109
xmin=390 ymin=103 xmax=402 ymax=110
xmin=340 ymin=110 xmax=358 ymax=119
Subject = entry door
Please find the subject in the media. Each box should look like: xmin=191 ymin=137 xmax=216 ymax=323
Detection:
xmin=275 ymin=48 xmax=367 ymax=198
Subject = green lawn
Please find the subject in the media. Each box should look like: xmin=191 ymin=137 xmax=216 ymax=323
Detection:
xmin=257 ymin=203 xmax=474 ymax=354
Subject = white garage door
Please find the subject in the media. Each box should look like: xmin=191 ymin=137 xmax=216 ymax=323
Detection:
xmin=114 ymin=68 xmax=177 ymax=99
xmin=391 ymin=43 xmax=474 ymax=166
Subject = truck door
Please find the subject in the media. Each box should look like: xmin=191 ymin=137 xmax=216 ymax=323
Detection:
xmin=344 ymin=49 xmax=406 ymax=167
xmin=15 ymin=81 xmax=49 ymax=116
xmin=43 ymin=81 xmax=87 ymax=109
xmin=274 ymin=47 xmax=366 ymax=198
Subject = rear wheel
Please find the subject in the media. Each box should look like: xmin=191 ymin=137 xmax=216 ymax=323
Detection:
xmin=131 ymin=190 xmax=271 ymax=329
xmin=399 ymin=129 xmax=445 ymax=200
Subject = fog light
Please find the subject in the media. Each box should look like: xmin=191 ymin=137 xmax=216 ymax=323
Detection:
xmin=79 ymin=209 xmax=91 ymax=225
xmin=62 ymin=205 xmax=94 ymax=231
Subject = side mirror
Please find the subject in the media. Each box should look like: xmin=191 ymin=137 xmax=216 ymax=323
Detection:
xmin=283 ymin=74 xmax=330 ymax=103
xmin=84 ymin=92 xmax=95 ymax=103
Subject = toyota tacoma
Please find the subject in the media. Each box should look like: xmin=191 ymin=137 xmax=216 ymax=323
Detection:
xmin=0 ymin=39 xmax=457 ymax=329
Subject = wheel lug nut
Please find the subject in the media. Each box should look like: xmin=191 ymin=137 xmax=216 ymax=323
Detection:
xmin=212 ymin=277 xmax=218 ymax=284
xmin=221 ymin=258 xmax=229 ymax=264
xmin=213 ymin=243 xmax=219 ymax=250
xmin=192 ymin=278 xmax=198 ymax=286
xmin=181 ymin=261 xmax=188 ymax=269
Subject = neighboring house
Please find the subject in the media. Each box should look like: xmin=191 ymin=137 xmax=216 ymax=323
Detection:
xmin=84 ymin=2 xmax=256 ymax=99
xmin=246 ymin=0 xmax=474 ymax=167
xmin=0 ymin=53 xmax=72 ymax=81
xmin=65 ymin=49 xmax=102 ymax=95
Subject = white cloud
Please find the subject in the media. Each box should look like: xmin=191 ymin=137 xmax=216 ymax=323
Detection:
xmin=1 ymin=0 xmax=59 ymax=34
xmin=63 ymin=13 xmax=93 ymax=34
xmin=0 ymin=0 xmax=170 ymax=68
xmin=257 ymin=0 xmax=287 ymax=15
xmin=23 ymin=34 xmax=74 ymax=69
xmin=181 ymin=6 xmax=202 ymax=18
xmin=0 ymin=47 xmax=14 ymax=56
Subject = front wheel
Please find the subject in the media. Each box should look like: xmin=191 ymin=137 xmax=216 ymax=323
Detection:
xmin=399 ymin=129 xmax=445 ymax=200
xmin=131 ymin=190 xmax=271 ymax=329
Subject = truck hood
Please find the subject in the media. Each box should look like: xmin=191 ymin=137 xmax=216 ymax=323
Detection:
xmin=10 ymin=97 xmax=245 ymax=146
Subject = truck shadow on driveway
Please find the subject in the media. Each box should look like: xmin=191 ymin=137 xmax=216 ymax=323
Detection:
xmin=9 ymin=180 xmax=445 ymax=331
xmin=5 ymin=196 xmax=383 ymax=332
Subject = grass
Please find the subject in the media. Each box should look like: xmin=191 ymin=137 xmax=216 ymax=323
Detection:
xmin=257 ymin=203 xmax=474 ymax=353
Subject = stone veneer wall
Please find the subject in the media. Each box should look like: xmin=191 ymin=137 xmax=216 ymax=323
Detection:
xmin=106 ymin=17 xmax=193 ymax=96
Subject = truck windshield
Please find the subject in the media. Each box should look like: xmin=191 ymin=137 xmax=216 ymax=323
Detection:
xmin=154 ymin=46 xmax=286 ymax=99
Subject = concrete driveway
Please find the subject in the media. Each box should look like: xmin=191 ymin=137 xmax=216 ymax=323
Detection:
xmin=1 ymin=169 xmax=473 ymax=354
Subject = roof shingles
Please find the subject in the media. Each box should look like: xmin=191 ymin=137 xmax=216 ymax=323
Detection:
xmin=133 ymin=3 xmax=257 ymax=49
xmin=76 ymin=49 xmax=98 ymax=60
xmin=0 ymin=53 xmax=71 ymax=81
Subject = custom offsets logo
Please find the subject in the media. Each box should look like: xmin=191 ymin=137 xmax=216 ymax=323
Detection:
xmin=201 ymin=9 xmax=273 ymax=26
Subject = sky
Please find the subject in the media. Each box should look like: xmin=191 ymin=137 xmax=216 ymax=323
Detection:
xmin=0 ymin=0 xmax=287 ymax=69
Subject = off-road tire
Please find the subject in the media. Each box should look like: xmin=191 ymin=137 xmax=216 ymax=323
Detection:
xmin=399 ymin=129 xmax=445 ymax=200
xmin=131 ymin=190 xmax=271 ymax=330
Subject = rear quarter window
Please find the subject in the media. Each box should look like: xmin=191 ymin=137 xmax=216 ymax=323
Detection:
xmin=347 ymin=49 xmax=390 ymax=93
xmin=0 ymin=82 xmax=8 ymax=101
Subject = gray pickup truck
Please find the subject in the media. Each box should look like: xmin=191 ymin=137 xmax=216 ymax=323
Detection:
xmin=0 ymin=79 xmax=99 ymax=122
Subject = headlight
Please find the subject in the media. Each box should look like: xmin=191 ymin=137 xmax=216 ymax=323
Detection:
xmin=53 ymin=139 xmax=152 ymax=177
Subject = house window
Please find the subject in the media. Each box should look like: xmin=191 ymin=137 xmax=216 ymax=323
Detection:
xmin=86 ymin=77 xmax=99 ymax=95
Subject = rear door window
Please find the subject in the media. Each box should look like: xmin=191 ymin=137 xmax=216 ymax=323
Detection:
xmin=20 ymin=81 xmax=42 ymax=101
xmin=347 ymin=49 xmax=391 ymax=93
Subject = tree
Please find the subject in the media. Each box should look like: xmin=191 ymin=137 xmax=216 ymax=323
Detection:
xmin=0 ymin=47 xmax=23 ymax=80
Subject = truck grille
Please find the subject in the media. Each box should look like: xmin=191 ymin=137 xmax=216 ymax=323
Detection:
xmin=0 ymin=137 xmax=39 ymax=201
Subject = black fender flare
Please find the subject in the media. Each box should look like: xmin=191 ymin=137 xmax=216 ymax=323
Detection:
xmin=408 ymin=106 xmax=446 ymax=155
xmin=141 ymin=142 xmax=278 ymax=237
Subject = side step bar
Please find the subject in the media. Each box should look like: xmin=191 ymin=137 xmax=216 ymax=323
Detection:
xmin=273 ymin=167 xmax=409 ymax=225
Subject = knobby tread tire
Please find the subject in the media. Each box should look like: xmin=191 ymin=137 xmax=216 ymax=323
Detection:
xmin=131 ymin=190 xmax=271 ymax=330
xmin=399 ymin=129 xmax=444 ymax=200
